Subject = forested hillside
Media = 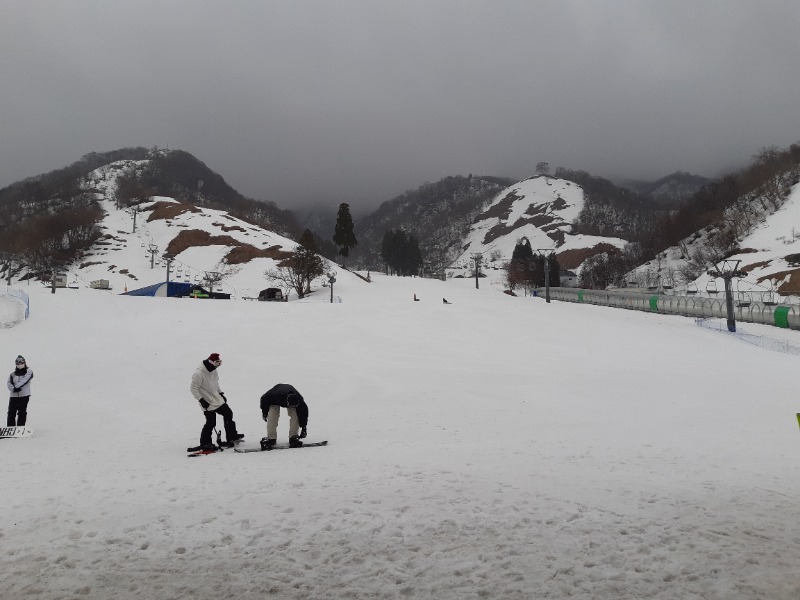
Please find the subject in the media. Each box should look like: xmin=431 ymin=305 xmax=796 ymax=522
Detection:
xmin=579 ymin=144 xmax=800 ymax=289
xmin=115 ymin=149 xmax=301 ymax=238
xmin=620 ymin=171 xmax=710 ymax=207
xmin=0 ymin=148 xmax=301 ymax=278
xmin=350 ymin=175 xmax=512 ymax=270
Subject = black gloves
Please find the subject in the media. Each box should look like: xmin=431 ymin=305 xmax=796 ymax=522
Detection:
xmin=299 ymin=426 xmax=307 ymax=439
xmin=199 ymin=398 xmax=210 ymax=409
xmin=12 ymin=387 xmax=20 ymax=393
xmin=262 ymin=412 xmax=268 ymax=422
xmin=219 ymin=392 xmax=227 ymax=403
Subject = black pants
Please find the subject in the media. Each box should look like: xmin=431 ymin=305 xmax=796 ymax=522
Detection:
xmin=7 ymin=396 xmax=30 ymax=426
xmin=200 ymin=403 xmax=239 ymax=446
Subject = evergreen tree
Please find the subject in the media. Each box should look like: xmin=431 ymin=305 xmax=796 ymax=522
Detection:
xmin=507 ymin=238 xmax=535 ymax=290
xmin=380 ymin=230 xmax=396 ymax=275
xmin=380 ymin=229 xmax=423 ymax=276
xmin=398 ymin=232 xmax=422 ymax=276
xmin=332 ymin=203 xmax=357 ymax=268
xmin=506 ymin=239 xmax=560 ymax=289
xmin=511 ymin=238 xmax=534 ymax=262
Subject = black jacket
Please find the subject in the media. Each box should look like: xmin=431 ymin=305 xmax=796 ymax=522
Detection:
xmin=260 ymin=383 xmax=309 ymax=427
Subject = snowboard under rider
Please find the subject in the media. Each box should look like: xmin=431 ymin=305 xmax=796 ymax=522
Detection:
xmin=7 ymin=355 xmax=33 ymax=427
xmin=259 ymin=383 xmax=309 ymax=450
xmin=190 ymin=353 xmax=244 ymax=450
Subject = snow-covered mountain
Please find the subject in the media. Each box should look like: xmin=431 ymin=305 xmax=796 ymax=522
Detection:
xmin=450 ymin=175 xmax=628 ymax=273
xmin=61 ymin=161 xmax=348 ymax=299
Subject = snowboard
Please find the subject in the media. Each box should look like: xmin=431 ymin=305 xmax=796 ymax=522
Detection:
xmin=187 ymin=447 xmax=219 ymax=457
xmin=186 ymin=438 xmax=243 ymax=457
xmin=234 ymin=440 xmax=328 ymax=453
xmin=0 ymin=426 xmax=33 ymax=439
xmin=797 ymin=413 xmax=800 ymax=430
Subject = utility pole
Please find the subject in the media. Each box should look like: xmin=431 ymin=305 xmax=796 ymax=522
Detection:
xmin=536 ymin=249 xmax=555 ymax=303
xmin=707 ymin=259 xmax=747 ymax=332
xmin=471 ymin=253 xmax=483 ymax=289
xmin=147 ymin=244 xmax=159 ymax=269
xmin=127 ymin=205 xmax=139 ymax=233
xmin=163 ymin=253 xmax=174 ymax=283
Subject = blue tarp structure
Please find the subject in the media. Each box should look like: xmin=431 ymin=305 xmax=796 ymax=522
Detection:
xmin=123 ymin=282 xmax=193 ymax=297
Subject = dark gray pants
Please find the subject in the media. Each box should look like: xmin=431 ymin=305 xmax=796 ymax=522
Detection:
xmin=200 ymin=403 xmax=238 ymax=446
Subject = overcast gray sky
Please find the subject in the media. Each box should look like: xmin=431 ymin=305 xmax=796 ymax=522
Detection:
xmin=2 ymin=1 xmax=799 ymax=213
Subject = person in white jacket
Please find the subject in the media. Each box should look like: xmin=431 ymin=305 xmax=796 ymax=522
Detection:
xmin=190 ymin=353 xmax=244 ymax=450
xmin=7 ymin=355 xmax=34 ymax=426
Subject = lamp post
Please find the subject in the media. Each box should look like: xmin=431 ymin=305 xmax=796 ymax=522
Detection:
xmin=327 ymin=272 xmax=337 ymax=303
xmin=536 ymin=249 xmax=555 ymax=303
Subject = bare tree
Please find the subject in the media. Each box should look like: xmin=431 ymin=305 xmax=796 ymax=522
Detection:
xmin=264 ymin=264 xmax=318 ymax=299
xmin=264 ymin=230 xmax=325 ymax=299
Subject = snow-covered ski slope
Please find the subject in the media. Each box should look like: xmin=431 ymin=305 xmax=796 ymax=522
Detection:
xmin=65 ymin=161 xmax=347 ymax=299
xmin=1 ymin=272 xmax=799 ymax=599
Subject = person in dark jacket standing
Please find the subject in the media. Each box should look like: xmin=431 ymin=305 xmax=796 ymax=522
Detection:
xmin=7 ymin=355 xmax=34 ymax=426
xmin=189 ymin=353 xmax=244 ymax=450
xmin=259 ymin=383 xmax=309 ymax=449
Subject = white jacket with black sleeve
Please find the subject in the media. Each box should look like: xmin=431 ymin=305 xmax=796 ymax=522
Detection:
xmin=189 ymin=361 xmax=225 ymax=411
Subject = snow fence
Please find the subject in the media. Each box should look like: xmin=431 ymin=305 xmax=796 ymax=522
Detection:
xmin=547 ymin=287 xmax=800 ymax=330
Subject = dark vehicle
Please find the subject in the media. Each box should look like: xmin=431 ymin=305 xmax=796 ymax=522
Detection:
xmin=189 ymin=285 xmax=231 ymax=300
xmin=258 ymin=288 xmax=284 ymax=302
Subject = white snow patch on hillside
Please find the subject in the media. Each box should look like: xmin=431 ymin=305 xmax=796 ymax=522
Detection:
xmin=451 ymin=176 xmax=627 ymax=274
xmin=58 ymin=180 xmax=348 ymax=299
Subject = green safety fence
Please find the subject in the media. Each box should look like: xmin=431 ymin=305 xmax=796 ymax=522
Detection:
xmin=649 ymin=295 xmax=659 ymax=311
xmin=578 ymin=290 xmax=584 ymax=302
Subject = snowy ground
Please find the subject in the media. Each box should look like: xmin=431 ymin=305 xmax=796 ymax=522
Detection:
xmin=2 ymin=274 xmax=800 ymax=599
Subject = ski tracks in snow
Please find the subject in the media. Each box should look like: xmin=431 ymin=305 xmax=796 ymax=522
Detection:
xmin=3 ymin=466 xmax=800 ymax=599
